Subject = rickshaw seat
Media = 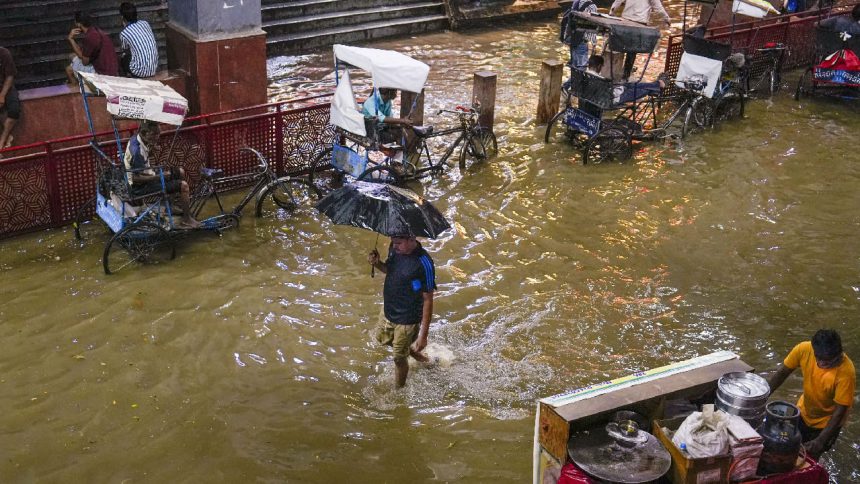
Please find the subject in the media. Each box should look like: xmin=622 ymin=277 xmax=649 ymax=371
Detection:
xmin=200 ymin=167 xmax=224 ymax=179
xmin=412 ymin=125 xmax=434 ymax=137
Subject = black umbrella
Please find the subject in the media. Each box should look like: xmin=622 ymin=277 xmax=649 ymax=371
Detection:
xmin=315 ymin=181 xmax=451 ymax=239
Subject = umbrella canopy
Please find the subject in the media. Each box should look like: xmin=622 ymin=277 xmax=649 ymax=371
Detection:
xmin=315 ymin=182 xmax=451 ymax=239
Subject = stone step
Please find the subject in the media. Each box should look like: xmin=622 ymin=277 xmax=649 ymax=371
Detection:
xmin=266 ymin=14 xmax=449 ymax=55
xmin=263 ymin=2 xmax=445 ymax=36
xmin=0 ymin=0 xmax=164 ymax=23
xmin=262 ymin=0 xmax=432 ymax=21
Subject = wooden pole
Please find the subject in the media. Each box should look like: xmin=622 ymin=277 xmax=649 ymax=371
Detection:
xmin=537 ymin=60 xmax=564 ymax=125
xmin=400 ymin=89 xmax=425 ymax=125
xmin=472 ymin=71 xmax=497 ymax=130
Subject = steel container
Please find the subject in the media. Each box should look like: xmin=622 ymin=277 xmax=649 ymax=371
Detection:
xmin=715 ymin=372 xmax=770 ymax=428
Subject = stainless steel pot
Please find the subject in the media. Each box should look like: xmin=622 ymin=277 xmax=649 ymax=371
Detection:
xmin=716 ymin=372 xmax=770 ymax=427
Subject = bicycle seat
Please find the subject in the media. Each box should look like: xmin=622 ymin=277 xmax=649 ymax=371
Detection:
xmin=412 ymin=125 xmax=434 ymax=137
xmin=200 ymin=167 xmax=224 ymax=179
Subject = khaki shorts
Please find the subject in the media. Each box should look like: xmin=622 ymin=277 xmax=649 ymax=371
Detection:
xmin=375 ymin=310 xmax=419 ymax=361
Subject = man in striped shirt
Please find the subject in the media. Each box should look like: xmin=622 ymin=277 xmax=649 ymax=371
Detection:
xmin=119 ymin=2 xmax=158 ymax=78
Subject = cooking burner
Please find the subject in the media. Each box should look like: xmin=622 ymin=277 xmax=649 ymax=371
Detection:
xmin=567 ymin=420 xmax=671 ymax=483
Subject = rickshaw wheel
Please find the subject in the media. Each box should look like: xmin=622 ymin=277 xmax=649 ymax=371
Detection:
xmin=73 ymin=195 xmax=109 ymax=242
xmin=255 ymin=177 xmax=321 ymax=218
xmin=469 ymin=128 xmax=498 ymax=160
xmin=103 ymin=222 xmax=175 ymax=275
xmin=584 ymin=127 xmax=632 ymax=164
xmin=544 ymin=110 xmax=566 ymax=143
xmin=357 ymin=165 xmax=404 ymax=186
xmin=681 ymin=98 xmax=714 ymax=139
xmin=715 ymin=85 xmax=745 ymax=123
xmin=461 ymin=128 xmax=498 ymax=170
xmin=308 ymin=148 xmax=342 ymax=193
xmin=794 ymin=68 xmax=814 ymax=101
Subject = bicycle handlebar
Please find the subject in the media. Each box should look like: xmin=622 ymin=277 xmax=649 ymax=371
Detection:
xmin=239 ymin=147 xmax=269 ymax=172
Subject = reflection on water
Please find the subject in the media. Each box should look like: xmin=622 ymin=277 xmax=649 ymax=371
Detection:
xmin=2 ymin=13 xmax=860 ymax=483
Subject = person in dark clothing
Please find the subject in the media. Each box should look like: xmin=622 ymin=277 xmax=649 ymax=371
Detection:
xmin=66 ymin=10 xmax=119 ymax=83
xmin=819 ymin=5 xmax=860 ymax=36
xmin=368 ymin=236 xmax=437 ymax=387
xmin=0 ymin=46 xmax=20 ymax=152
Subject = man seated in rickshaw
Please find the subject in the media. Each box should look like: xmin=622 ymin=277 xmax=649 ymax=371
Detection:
xmin=361 ymin=87 xmax=414 ymax=145
xmin=123 ymin=121 xmax=200 ymax=228
xmin=819 ymin=5 xmax=860 ymax=36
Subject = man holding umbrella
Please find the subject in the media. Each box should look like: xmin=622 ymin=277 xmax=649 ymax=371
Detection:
xmin=368 ymin=236 xmax=436 ymax=388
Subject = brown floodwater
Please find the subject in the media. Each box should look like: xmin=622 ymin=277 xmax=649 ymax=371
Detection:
xmin=2 ymin=13 xmax=859 ymax=484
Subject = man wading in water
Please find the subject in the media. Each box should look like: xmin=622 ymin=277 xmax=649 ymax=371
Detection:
xmin=368 ymin=236 xmax=436 ymax=387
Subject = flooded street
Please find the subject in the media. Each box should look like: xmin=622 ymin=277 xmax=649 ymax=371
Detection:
xmin=2 ymin=14 xmax=860 ymax=484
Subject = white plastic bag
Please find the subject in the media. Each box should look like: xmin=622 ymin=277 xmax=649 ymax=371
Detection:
xmin=671 ymin=404 xmax=730 ymax=458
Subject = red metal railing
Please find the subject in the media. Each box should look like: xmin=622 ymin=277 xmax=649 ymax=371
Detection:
xmin=0 ymin=96 xmax=334 ymax=239
xmin=664 ymin=3 xmax=858 ymax=80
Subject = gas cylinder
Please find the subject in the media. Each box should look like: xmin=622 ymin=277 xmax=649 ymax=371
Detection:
xmin=757 ymin=401 xmax=803 ymax=475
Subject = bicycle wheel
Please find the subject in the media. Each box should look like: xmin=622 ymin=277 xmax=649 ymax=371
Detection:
xmin=544 ymin=110 xmax=567 ymax=144
xmin=255 ymin=177 xmax=321 ymax=218
xmin=357 ymin=165 xmax=403 ymax=185
xmin=681 ymin=97 xmax=714 ymax=139
xmin=307 ymin=148 xmax=342 ymax=194
xmin=103 ymin=222 xmax=175 ymax=275
xmin=584 ymin=126 xmax=632 ymax=164
xmin=794 ymin=68 xmax=814 ymax=101
xmin=73 ymin=195 xmax=109 ymax=242
xmin=714 ymin=85 xmax=745 ymax=124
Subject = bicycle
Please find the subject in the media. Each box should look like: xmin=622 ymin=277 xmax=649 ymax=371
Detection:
xmin=400 ymin=103 xmax=498 ymax=176
xmin=742 ymin=43 xmax=788 ymax=97
xmin=188 ymin=147 xmax=321 ymax=223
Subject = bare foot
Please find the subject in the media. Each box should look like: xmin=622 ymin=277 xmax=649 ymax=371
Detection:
xmin=410 ymin=350 xmax=429 ymax=363
xmin=177 ymin=217 xmax=202 ymax=229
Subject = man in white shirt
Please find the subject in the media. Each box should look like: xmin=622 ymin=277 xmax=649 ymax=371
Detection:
xmin=609 ymin=0 xmax=672 ymax=80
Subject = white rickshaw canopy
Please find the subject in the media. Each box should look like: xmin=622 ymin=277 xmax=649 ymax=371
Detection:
xmin=78 ymin=72 xmax=188 ymax=125
xmin=332 ymin=44 xmax=430 ymax=94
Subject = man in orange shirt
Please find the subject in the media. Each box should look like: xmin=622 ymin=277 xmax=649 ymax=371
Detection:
xmin=768 ymin=329 xmax=855 ymax=459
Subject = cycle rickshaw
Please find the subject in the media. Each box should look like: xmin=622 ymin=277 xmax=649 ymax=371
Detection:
xmin=545 ymin=13 xmax=732 ymax=163
xmin=795 ymin=26 xmax=860 ymax=101
xmin=72 ymin=72 xmax=318 ymax=274
xmin=308 ymin=44 xmax=497 ymax=192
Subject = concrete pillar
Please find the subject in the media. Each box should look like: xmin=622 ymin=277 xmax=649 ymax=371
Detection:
xmin=472 ymin=71 xmax=497 ymax=130
xmin=166 ymin=0 xmax=267 ymax=115
xmin=537 ymin=60 xmax=563 ymax=125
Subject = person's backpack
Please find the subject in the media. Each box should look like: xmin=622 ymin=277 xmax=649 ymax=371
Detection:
xmin=560 ymin=0 xmax=596 ymax=45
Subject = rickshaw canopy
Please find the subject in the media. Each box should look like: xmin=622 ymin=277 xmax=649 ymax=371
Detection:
xmin=571 ymin=12 xmax=661 ymax=54
xmin=78 ymin=72 xmax=188 ymax=125
xmin=333 ymin=44 xmax=430 ymax=93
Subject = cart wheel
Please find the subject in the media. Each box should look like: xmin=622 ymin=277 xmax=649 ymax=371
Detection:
xmin=769 ymin=69 xmax=780 ymax=96
xmin=544 ymin=110 xmax=589 ymax=148
xmin=681 ymin=98 xmax=714 ymax=139
xmin=203 ymin=213 xmax=240 ymax=233
xmin=103 ymin=222 xmax=175 ymax=275
xmin=715 ymin=85 xmax=745 ymax=123
xmin=308 ymin=148 xmax=343 ymax=194
xmin=357 ymin=165 xmax=403 ymax=185
xmin=584 ymin=126 xmax=632 ymax=164
xmin=255 ymin=177 xmax=321 ymax=218
xmin=794 ymin=68 xmax=814 ymax=101
xmin=73 ymin=195 xmax=108 ymax=242
xmin=460 ymin=128 xmax=498 ymax=170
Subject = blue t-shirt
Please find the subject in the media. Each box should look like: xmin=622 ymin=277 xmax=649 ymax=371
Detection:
xmin=361 ymin=89 xmax=392 ymax=124
xmin=383 ymin=244 xmax=436 ymax=324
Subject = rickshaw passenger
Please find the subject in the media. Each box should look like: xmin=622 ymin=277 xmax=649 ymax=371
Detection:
xmin=124 ymin=122 xmax=200 ymax=228
xmin=361 ymin=88 xmax=413 ymax=145
xmin=819 ymin=5 xmax=860 ymax=36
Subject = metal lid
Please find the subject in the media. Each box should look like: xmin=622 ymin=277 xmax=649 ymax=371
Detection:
xmin=568 ymin=421 xmax=671 ymax=483
xmin=718 ymin=372 xmax=770 ymax=400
